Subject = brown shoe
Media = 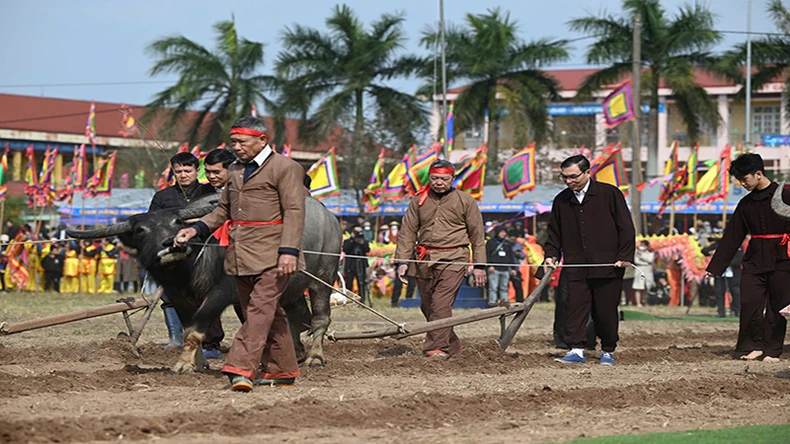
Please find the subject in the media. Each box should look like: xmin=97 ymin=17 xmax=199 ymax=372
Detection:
xmin=230 ymin=376 xmax=254 ymax=392
xmin=425 ymin=349 xmax=450 ymax=359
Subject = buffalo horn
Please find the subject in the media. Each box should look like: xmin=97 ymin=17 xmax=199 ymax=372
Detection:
xmin=771 ymin=182 xmax=790 ymax=220
xmin=66 ymin=221 xmax=132 ymax=239
xmin=177 ymin=206 xmax=215 ymax=220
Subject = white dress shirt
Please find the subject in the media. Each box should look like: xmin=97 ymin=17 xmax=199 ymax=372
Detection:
xmin=574 ymin=179 xmax=591 ymax=204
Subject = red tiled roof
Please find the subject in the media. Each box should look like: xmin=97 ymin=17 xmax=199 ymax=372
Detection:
xmin=446 ymin=67 xmax=780 ymax=94
xmin=0 ymin=93 xmax=339 ymax=153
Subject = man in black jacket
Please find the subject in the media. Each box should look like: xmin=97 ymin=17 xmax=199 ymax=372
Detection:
xmin=486 ymin=227 xmax=516 ymax=307
xmin=148 ymin=152 xmax=215 ymax=211
xmin=543 ymin=155 xmax=635 ymax=366
xmin=41 ymin=244 xmax=65 ymax=292
xmin=704 ymin=241 xmax=744 ymax=318
xmin=343 ymin=225 xmax=371 ymax=303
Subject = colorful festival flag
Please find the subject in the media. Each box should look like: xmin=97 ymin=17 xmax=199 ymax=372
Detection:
xmin=405 ymin=143 xmax=441 ymax=195
xmin=500 ymin=143 xmax=536 ymax=199
xmin=0 ymin=143 xmax=8 ymax=202
xmin=85 ymin=101 xmax=97 ymax=146
xmin=695 ymin=145 xmax=731 ymax=204
xmin=251 ymin=104 xmax=258 ymax=117
xmin=39 ymin=146 xmax=58 ymax=205
xmin=362 ymin=149 xmax=387 ymax=212
xmin=191 ymin=146 xmax=209 ymax=184
xmin=678 ymin=143 xmax=699 ymax=198
xmin=24 ymin=145 xmax=40 ymax=207
xmin=446 ymin=104 xmax=454 ymax=153
xmin=57 ymin=146 xmax=80 ymax=204
xmin=307 ymin=147 xmax=340 ymax=199
xmin=119 ymin=103 xmax=138 ymax=137
xmin=602 ymin=81 xmax=636 ymax=128
xmin=381 ymin=147 xmax=414 ymax=201
xmin=280 ymin=144 xmax=292 ymax=158
xmin=4 ymin=230 xmax=30 ymax=289
xmin=453 ymin=144 xmax=487 ymax=200
xmin=74 ymin=144 xmax=87 ymax=191
xmin=84 ymin=151 xmax=117 ymax=198
xmin=590 ymin=144 xmax=628 ymax=193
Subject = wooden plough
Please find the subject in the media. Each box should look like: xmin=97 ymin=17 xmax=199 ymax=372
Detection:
xmin=0 ymin=288 xmax=164 ymax=346
xmin=325 ymin=272 xmax=552 ymax=350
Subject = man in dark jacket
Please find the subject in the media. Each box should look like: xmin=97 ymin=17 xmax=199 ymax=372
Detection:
xmin=542 ymin=155 xmax=635 ymax=366
xmin=342 ymin=225 xmax=371 ymax=303
xmin=148 ymin=152 xmax=215 ymax=350
xmin=486 ymin=227 xmax=516 ymax=306
xmin=41 ymin=244 xmax=65 ymax=292
xmin=704 ymin=241 xmax=743 ymax=318
xmin=148 ymin=152 xmax=215 ymax=211
xmin=706 ymin=153 xmax=790 ymax=362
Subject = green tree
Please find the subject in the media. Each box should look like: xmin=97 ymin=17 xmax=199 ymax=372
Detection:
xmin=144 ymin=18 xmax=282 ymax=150
xmin=276 ymin=4 xmax=427 ymax=185
xmin=569 ymin=0 xmax=722 ymax=176
xmin=725 ymin=0 xmax=790 ymax=122
xmin=422 ymin=8 xmax=569 ymax=179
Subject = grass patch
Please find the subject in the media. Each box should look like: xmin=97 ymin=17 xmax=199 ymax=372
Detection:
xmin=620 ymin=309 xmax=738 ymax=323
xmin=570 ymin=424 xmax=790 ymax=443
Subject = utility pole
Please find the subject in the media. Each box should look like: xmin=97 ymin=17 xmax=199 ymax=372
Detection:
xmin=631 ymin=13 xmax=643 ymax=235
xmin=439 ymin=0 xmax=449 ymax=159
xmin=746 ymin=0 xmax=753 ymax=147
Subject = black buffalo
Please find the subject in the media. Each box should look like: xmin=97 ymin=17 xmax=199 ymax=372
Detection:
xmin=67 ymin=195 xmax=342 ymax=373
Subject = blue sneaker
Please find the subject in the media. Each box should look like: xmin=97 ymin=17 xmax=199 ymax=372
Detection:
xmin=554 ymin=351 xmax=586 ymax=364
xmin=599 ymin=352 xmax=615 ymax=366
xmin=203 ymin=348 xmax=223 ymax=360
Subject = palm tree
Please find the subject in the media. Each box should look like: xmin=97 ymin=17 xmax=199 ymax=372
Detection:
xmin=569 ymin=0 xmax=722 ymax=176
xmin=726 ymin=0 xmax=790 ymax=121
xmin=144 ymin=18 xmax=281 ymax=150
xmin=422 ymin=8 xmax=570 ymax=179
xmin=276 ymin=4 xmax=426 ymax=177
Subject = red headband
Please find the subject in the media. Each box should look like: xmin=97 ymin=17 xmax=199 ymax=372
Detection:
xmin=230 ymin=127 xmax=268 ymax=138
xmin=429 ymin=166 xmax=455 ymax=175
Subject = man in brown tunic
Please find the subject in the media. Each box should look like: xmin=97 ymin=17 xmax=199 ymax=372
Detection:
xmin=706 ymin=153 xmax=790 ymax=362
xmin=395 ymin=159 xmax=487 ymax=358
xmin=175 ymin=116 xmax=305 ymax=391
xmin=543 ymin=155 xmax=635 ymax=366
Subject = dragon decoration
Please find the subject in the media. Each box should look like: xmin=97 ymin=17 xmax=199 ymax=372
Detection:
xmin=638 ymin=234 xmax=710 ymax=283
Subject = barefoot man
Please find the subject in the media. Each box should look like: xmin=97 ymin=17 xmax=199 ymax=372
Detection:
xmin=395 ymin=159 xmax=487 ymax=358
xmin=706 ymin=153 xmax=790 ymax=362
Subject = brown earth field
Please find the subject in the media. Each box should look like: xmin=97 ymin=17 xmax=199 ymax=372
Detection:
xmin=1 ymin=293 xmax=790 ymax=443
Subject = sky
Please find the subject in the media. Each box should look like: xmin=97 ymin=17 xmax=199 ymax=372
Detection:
xmin=0 ymin=0 xmax=778 ymax=107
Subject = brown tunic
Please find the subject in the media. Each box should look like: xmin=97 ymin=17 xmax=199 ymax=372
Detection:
xmin=200 ymin=152 xmax=306 ymax=276
xmin=395 ymin=188 xmax=486 ymax=278
xmin=543 ymin=180 xmax=635 ymax=280
xmin=707 ymin=182 xmax=790 ymax=275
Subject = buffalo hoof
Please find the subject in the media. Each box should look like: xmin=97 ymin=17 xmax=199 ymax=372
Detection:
xmin=304 ymin=355 xmax=325 ymax=368
xmin=172 ymin=346 xmax=208 ymax=374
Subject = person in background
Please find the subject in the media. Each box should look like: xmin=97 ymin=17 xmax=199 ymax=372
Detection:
xmin=704 ymin=240 xmax=744 ymax=318
xmin=204 ymin=148 xmax=235 ymax=193
xmin=632 ymin=240 xmax=655 ymax=307
xmin=61 ymin=243 xmax=80 ymax=293
xmin=79 ymin=240 xmax=99 ymax=294
xmin=41 ymin=244 xmax=65 ymax=292
xmin=648 ymin=272 xmax=672 ymax=306
xmin=0 ymin=234 xmax=8 ymax=291
xmin=115 ymin=241 xmax=139 ymax=293
xmin=362 ymin=221 xmax=374 ymax=242
xmin=486 ymin=227 xmax=516 ymax=307
xmin=342 ymin=225 xmax=371 ymax=303
xmin=508 ymin=231 xmax=526 ymax=303
xmin=98 ymin=238 xmax=118 ymax=294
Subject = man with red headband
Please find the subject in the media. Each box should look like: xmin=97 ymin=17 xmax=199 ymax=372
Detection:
xmin=174 ymin=116 xmax=305 ymax=392
xmin=395 ymin=159 xmax=487 ymax=358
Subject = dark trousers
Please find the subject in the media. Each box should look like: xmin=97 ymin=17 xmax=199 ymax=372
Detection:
xmin=203 ymin=318 xmax=225 ymax=350
xmin=565 ymin=277 xmax=622 ymax=353
xmin=344 ymin=270 xmax=367 ymax=304
xmin=44 ymin=272 xmax=61 ymax=292
xmin=714 ymin=276 xmax=741 ymax=317
xmin=222 ymin=268 xmax=299 ymax=380
xmin=391 ymin=274 xmax=417 ymax=306
xmin=737 ymin=271 xmax=790 ymax=358
xmin=416 ymin=267 xmax=467 ymax=355
xmin=553 ymin=270 xmax=596 ymax=349
xmin=621 ymin=278 xmax=634 ymax=305
xmin=511 ymin=274 xmax=524 ymax=302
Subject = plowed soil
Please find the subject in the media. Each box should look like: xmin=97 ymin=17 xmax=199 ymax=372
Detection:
xmin=2 ymin=302 xmax=789 ymax=443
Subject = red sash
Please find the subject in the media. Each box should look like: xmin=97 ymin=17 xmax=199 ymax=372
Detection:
xmin=212 ymin=220 xmax=283 ymax=247
xmin=751 ymin=233 xmax=790 ymax=256
xmin=414 ymin=244 xmax=467 ymax=260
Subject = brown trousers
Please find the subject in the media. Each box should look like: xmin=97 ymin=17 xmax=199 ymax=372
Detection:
xmin=221 ymin=267 xmax=300 ymax=380
xmin=416 ymin=267 xmax=467 ymax=355
xmin=565 ymin=277 xmax=621 ymax=353
xmin=738 ymin=271 xmax=790 ymax=358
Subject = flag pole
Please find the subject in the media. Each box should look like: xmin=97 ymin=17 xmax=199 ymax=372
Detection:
xmin=0 ymin=200 xmax=5 ymax=238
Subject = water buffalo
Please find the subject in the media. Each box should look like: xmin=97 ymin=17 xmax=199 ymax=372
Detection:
xmin=67 ymin=195 xmax=342 ymax=373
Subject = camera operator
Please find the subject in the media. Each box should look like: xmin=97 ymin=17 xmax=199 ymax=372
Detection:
xmin=343 ymin=225 xmax=371 ymax=303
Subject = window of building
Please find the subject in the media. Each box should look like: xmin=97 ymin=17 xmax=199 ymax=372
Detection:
xmin=463 ymin=123 xmax=485 ymax=149
xmin=753 ymin=105 xmax=782 ymax=135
